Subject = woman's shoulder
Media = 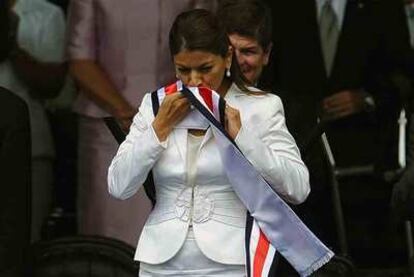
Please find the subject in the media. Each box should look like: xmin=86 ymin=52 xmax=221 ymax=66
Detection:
xmin=134 ymin=92 xmax=156 ymax=121
xmin=231 ymin=84 xmax=284 ymax=109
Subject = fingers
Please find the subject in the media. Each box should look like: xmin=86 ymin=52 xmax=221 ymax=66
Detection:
xmin=224 ymin=105 xmax=229 ymax=131
xmin=153 ymin=92 xmax=191 ymax=140
xmin=324 ymin=102 xmax=358 ymax=118
xmin=322 ymin=91 xmax=354 ymax=109
xmin=225 ymin=104 xmax=239 ymax=121
xmin=322 ymin=90 xmax=364 ymax=119
xmin=224 ymin=104 xmax=242 ymax=139
xmin=163 ymin=92 xmax=187 ymax=106
xmin=171 ymin=95 xmax=191 ymax=116
xmin=162 ymin=92 xmax=190 ymax=112
xmin=156 ymin=92 xmax=191 ymax=128
xmin=114 ymin=105 xmax=137 ymax=132
xmin=118 ymin=117 xmax=133 ymax=133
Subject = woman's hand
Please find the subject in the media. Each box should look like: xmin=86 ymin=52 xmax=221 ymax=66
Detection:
xmin=225 ymin=104 xmax=241 ymax=140
xmin=152 ymin=92 xmax=191 ymax=141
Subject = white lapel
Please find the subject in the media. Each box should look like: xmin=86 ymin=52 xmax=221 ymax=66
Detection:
xmin=199 ymin=127 xmax=213 ymax=151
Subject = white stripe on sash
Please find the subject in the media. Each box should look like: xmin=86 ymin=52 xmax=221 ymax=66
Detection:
xmin=249 ymin=221 xmax=261 ymax=276
xmin=156 ymin=87 xmax=166 ymax=103
xmin=261 ymin=235 xmax=276 ymax=277
xmin=249 ymin=219 xmax=276 ymax=277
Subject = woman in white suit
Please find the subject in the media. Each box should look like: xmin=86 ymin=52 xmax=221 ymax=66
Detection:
xmin=108 ymin=9 xmax=310 ymax=276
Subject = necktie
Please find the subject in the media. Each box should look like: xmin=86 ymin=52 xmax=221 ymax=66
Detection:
xmin=319 ymin=0 xmax=339 ymax=76
xmin=407 ymin=5 xmax=414 ymax=20
xmin=407 ymin=5 xmax=414 ymax=47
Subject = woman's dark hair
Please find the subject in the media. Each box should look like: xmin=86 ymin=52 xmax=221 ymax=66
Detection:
xmin=0 ymin=0 xmax=12 ymax=63
xmin=169 ymin=9 xmax=250 ymax=91
xmin=218 ymin=0 xmax=272 ymax=51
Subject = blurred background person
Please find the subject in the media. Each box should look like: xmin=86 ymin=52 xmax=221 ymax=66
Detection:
xmin=67 ymin=0 xmax=217 ymax=247
xmin=218 ymin=0 xmax=273 ymax=89
xmin=0 ymin=1 xmax=31 ymax=275
xmin=0 ymin=89 xmax=31 ymax=277
xmin=265 ymin=0 xmax=412 ymax=268
xmin=0 ymin=0 xmax=67 ymax=243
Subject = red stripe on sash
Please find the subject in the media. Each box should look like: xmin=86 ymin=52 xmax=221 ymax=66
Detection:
xmin=198 ymin=87 xmax=213 ymax=112
xmin=253 ymin=230 xmax=270 ymax=277
xmin=165 ymin=82 xmax=178 ymax=95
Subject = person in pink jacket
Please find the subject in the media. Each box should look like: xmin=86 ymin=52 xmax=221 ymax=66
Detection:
xmin=67 ymin=0 xmax=216 ymax=246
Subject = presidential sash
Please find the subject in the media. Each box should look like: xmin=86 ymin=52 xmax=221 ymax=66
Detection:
xmin=150 ymin=81 xmax=334 ymax=277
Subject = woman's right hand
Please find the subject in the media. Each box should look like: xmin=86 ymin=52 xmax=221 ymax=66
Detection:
xmin=152 ymin=92 xmax=191 ymax=141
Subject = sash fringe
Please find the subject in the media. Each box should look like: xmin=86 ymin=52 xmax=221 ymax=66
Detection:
xmin=300 ymin=251 xmax=335 ymax=277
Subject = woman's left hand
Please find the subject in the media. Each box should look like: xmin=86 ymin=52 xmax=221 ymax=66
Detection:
xmin=225 ymin=104 xmax=241 ymax=140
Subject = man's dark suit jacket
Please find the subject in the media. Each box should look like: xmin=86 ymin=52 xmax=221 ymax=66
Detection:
xmin=266 ymin=0 xmax=411 ymax=185
xmin=0 ymin=88 xmax=31 ymax=276
xmin=259 ymin=2 xmax=413 ymax=271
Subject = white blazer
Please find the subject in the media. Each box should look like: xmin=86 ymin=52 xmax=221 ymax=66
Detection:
xmin=108 ymin=83 xmax=310 ymax=265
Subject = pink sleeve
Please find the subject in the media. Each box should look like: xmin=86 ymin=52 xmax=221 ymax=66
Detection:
xmin=192 ymin=0 xmax=217 ymax=10
xmin=66 ymin=0 xmax=96 ymax=60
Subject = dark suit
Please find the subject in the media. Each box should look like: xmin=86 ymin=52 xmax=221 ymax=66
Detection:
xmin=391 ymin=2 xmax=414 ymax=221
xmin=269 ymin=0 xmax=409 ymax=167
xmin=265 ymin=0 xmax=411 ymax=265
xmin=0 ymin=88 xmax=31 ymax=276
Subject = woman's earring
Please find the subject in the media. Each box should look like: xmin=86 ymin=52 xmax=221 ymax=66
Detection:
xmin=226 ymin=68 xmax=231 ymax=78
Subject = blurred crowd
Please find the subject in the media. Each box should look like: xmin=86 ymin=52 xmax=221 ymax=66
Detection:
xmin=0 ymin=0 xmax=413 ymax=275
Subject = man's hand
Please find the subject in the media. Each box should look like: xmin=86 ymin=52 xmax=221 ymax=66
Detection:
xmin=322 ymin=89 xmax=372 ymax=120
xmin=114 ymin=105 xmax=137 ymax=134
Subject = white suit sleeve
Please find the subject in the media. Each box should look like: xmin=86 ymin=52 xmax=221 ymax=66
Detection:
xmin=235 ymin=95 xmax=310 ymax=204
xmin=108 ymin=94 xmax=167 ymax=200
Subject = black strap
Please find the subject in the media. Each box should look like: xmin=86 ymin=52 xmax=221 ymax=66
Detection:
xmin=245 ymin=213 xmax=253 ymax=277
xmin=219 ymin=96 xmax=226 ymax=127
xmin=140 ymin=90 xmax=163 ymax=207
xmin=144 ymin=172 xmax=156 ymax=207
xmin=103 ymin=114 xmax=156 ymax=207
xmin=103 ymin=117 xmax=126 ymax=144
xmin=151 ymin=90 xmax=160 ymax=117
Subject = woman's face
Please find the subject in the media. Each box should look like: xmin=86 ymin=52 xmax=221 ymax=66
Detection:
xmin=173 ymin=49 xmax=232 ymax=95
xmin=229 ymin=33 xmax=271 ymax=85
